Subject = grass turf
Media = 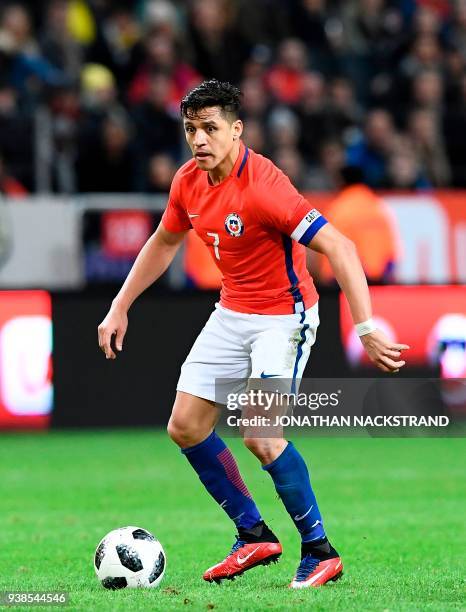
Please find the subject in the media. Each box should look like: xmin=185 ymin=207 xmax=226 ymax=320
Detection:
xmin=0 ymin=431 xmax=465 ymax=611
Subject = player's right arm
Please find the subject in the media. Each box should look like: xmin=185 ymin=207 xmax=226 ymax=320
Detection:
xmin=99 ymin=169 xmax=192 ymax=359
xmin=98 ymin=223 xmax=188 ymax=359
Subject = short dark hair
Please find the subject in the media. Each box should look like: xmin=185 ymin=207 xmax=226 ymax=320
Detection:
xmin=180 ymin=79 xmax=241 ymax=121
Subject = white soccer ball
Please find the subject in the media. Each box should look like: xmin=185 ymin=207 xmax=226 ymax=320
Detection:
xmin=94 ymin=526 xmax=166 ymax=589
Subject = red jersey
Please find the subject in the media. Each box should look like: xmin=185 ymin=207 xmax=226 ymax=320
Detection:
xmin=161 ymin=142 xmax=327 ymax=315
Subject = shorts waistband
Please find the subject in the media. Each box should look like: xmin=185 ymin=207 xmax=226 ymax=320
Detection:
xmin=215 ymin=301 xmax=318 ymax=320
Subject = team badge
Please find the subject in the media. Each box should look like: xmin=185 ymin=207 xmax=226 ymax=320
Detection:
xmin=224 ymin=213 xmax=244 ymax=237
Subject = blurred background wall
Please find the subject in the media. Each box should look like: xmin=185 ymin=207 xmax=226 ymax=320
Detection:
xmin=1 ymin=0 xmax=466 ymax=429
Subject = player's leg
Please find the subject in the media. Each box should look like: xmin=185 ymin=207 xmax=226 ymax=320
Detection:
xmin=243 ymin=436 xmax=326 ymax=543
xmin=244 ymin=435 xmax=342 ymax=587
xmin=167 ymin=390 xmax=262 ymax=529
xmin=170 ymin=307 xmax=282 ymax=581
xmin=168 ymin=392 xmax=281 ymax=582
xmin=244 ymin=303 xmax=343 ymax=588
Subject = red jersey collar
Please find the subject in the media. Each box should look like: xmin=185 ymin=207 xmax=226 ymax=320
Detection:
xmin=233 ymin=141 xmax=249 ymax=178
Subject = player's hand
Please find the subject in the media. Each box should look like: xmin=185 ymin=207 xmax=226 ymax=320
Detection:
xmin=98 ymin=303 xmax=128 ymax=360
xmin=360 ymin=329 xmax=409 ymax=373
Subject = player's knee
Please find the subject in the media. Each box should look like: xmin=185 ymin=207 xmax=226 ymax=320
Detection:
xmin=166 ymin=417 xmax=202 ymax=448
xmin=167 ymin=417 xmax=187 ymax=446
xmin=243 ymin=437 xmax=286 ymax=464
xmin=243 ymin=437 xmax=269 ymax=461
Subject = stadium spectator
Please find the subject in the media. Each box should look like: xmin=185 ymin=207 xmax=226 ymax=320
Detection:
xmin=396 ymin=33 xmax=444 ymax=110
xmin=407 ymin=108 xmax=451 ymax=186
xmin=327 ymin=76 xmax=363 ymax=129
xmin=273 ymin=146 xmax=309 ymax=191
xmin=346 ymin=108 xmax=397 ymax=187
xmin=400 ymin=34 xmax=444 ymax=79
xmin=296 ymin=71 xmax=327 ymax=162
xmin=77 ymin=63 xmax=125 ymax=177
xmin=265 ymin=38 xmax=310 ymax=104
xmin=1 ymin=3 xmax=38 ymax=55
xmin=410 ymin=68 xmax=444 ymax=115
xmin=145 ymin=153 xmax=177 ymax=194
xmin=143 ymin=0 xmax=181 ymax=38
xmin=77 ymin=110 xmax=134 ymax=193
xmin=267 ymin=106 xmax=300 ymax=154
xmin=443 ymin=45 xmax=465 ymax=106
xmin=384 ymin=136 xmax=431 ymax=190
xmin=0 ymin=0 xmax=465 ymax=193
xmin=39 ymin=0 xmax=82 ymax=78
xmin=127 ymin=32 xmax=201 ymax=111
xmin=241 ymin=42 xmax=271 ymax=80
xmin=132 ymin=70 xmax=181 ymax=188
xmin=341 ymin=0 xmax=402 ymax=57
xmin=47 ymin=84 xmax=81 ymax=193
xmin=289 ymin=0 xmax=331 ymax=59
xmin=444 ymin=0 xmax=466 ymax=59
xmin=412 ymin=4 xmax=444 ymax=37
xmin=340 ymin=0 xmax=405 ymax=102
xmin=80 ymin=62 xmax=117 ymax=111
xmin=0 ymin=2 xmax=69 ymax=100
xmin=83 ymin=4 xmax=141 ymax=95
xmin=300 ymin=75 xmax=362 ymax=159
xmin=242 ymin=118 xmax=267 ymax=154
xmin=307 ymin=139 xmax=346 ymax=191
xmin=187 ymin=0 xmax=250 ymax=83
xmin=235 ymin=0 xmax=288 ymax=48
xmin=240 ymin=77 xmax=270 ymax=124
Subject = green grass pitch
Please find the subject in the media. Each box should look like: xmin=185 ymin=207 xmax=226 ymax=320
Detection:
xmin=1 ymin=431 xmax=465 ymax=611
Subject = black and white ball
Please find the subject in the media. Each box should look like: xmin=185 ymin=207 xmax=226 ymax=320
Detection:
xmin=94 ymin=526 xmax=166 ymax=589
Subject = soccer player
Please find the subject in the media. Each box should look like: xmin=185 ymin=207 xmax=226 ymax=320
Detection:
xmin=98 ymin=80 xmax=409 ymax=588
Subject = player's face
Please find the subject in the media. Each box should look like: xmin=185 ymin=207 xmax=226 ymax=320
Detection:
xmin=183 ymin=107 xmax=242 ymax=171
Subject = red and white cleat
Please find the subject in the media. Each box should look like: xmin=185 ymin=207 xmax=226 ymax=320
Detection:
xmin=290 ymin=555 xmax=343 ymax=589
xmin=203 ymin=539 xmax=282 ymax=583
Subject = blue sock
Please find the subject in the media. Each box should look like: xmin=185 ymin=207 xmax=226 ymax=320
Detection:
xmin=182 ymin=431 xmax=262 ymax=530
xmin=262 ymin=442 xmax=326 ymax=543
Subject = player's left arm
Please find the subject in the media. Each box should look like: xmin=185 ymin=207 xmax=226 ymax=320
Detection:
xmin=309 ymin=223 xmax=410 ymax=373
xmin=251 ymin=164 xmax=409 ymax=372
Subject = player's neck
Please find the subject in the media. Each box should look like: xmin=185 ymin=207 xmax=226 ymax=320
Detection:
xmin=208 ymin=141 xmax=241 ymax=185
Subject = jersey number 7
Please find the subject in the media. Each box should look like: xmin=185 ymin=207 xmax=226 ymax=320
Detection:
xmin=207 ymin=232 xmax=220 ymax=260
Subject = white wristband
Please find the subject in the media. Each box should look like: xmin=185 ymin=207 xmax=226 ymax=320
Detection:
xmin=355 ymin=318 xmax=377 ymax=337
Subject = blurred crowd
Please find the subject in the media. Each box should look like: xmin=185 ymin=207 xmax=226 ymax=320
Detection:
xmin=1 ymin=0 xmax=466 ymax=196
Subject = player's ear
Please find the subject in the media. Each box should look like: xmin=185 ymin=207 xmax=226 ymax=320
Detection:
xmin=232 ymin=119 xmax=243 ymax=140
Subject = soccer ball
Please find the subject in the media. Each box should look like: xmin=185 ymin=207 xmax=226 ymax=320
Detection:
xmin=94 ymin=526 xmax=166 ymax=589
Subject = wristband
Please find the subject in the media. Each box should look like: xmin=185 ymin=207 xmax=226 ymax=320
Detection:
xmin=355 ymin=318 xmax=377 ymax=337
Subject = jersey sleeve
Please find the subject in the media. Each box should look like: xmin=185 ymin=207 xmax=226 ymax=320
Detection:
xmin=161 ymin=173 xmax=192 ymax=233
xmin=253 ymin=164 xmax=328 ymax=245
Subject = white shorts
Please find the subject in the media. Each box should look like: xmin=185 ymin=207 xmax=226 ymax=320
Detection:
xmin=177 ymin=302 xmax=319 ymax=404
